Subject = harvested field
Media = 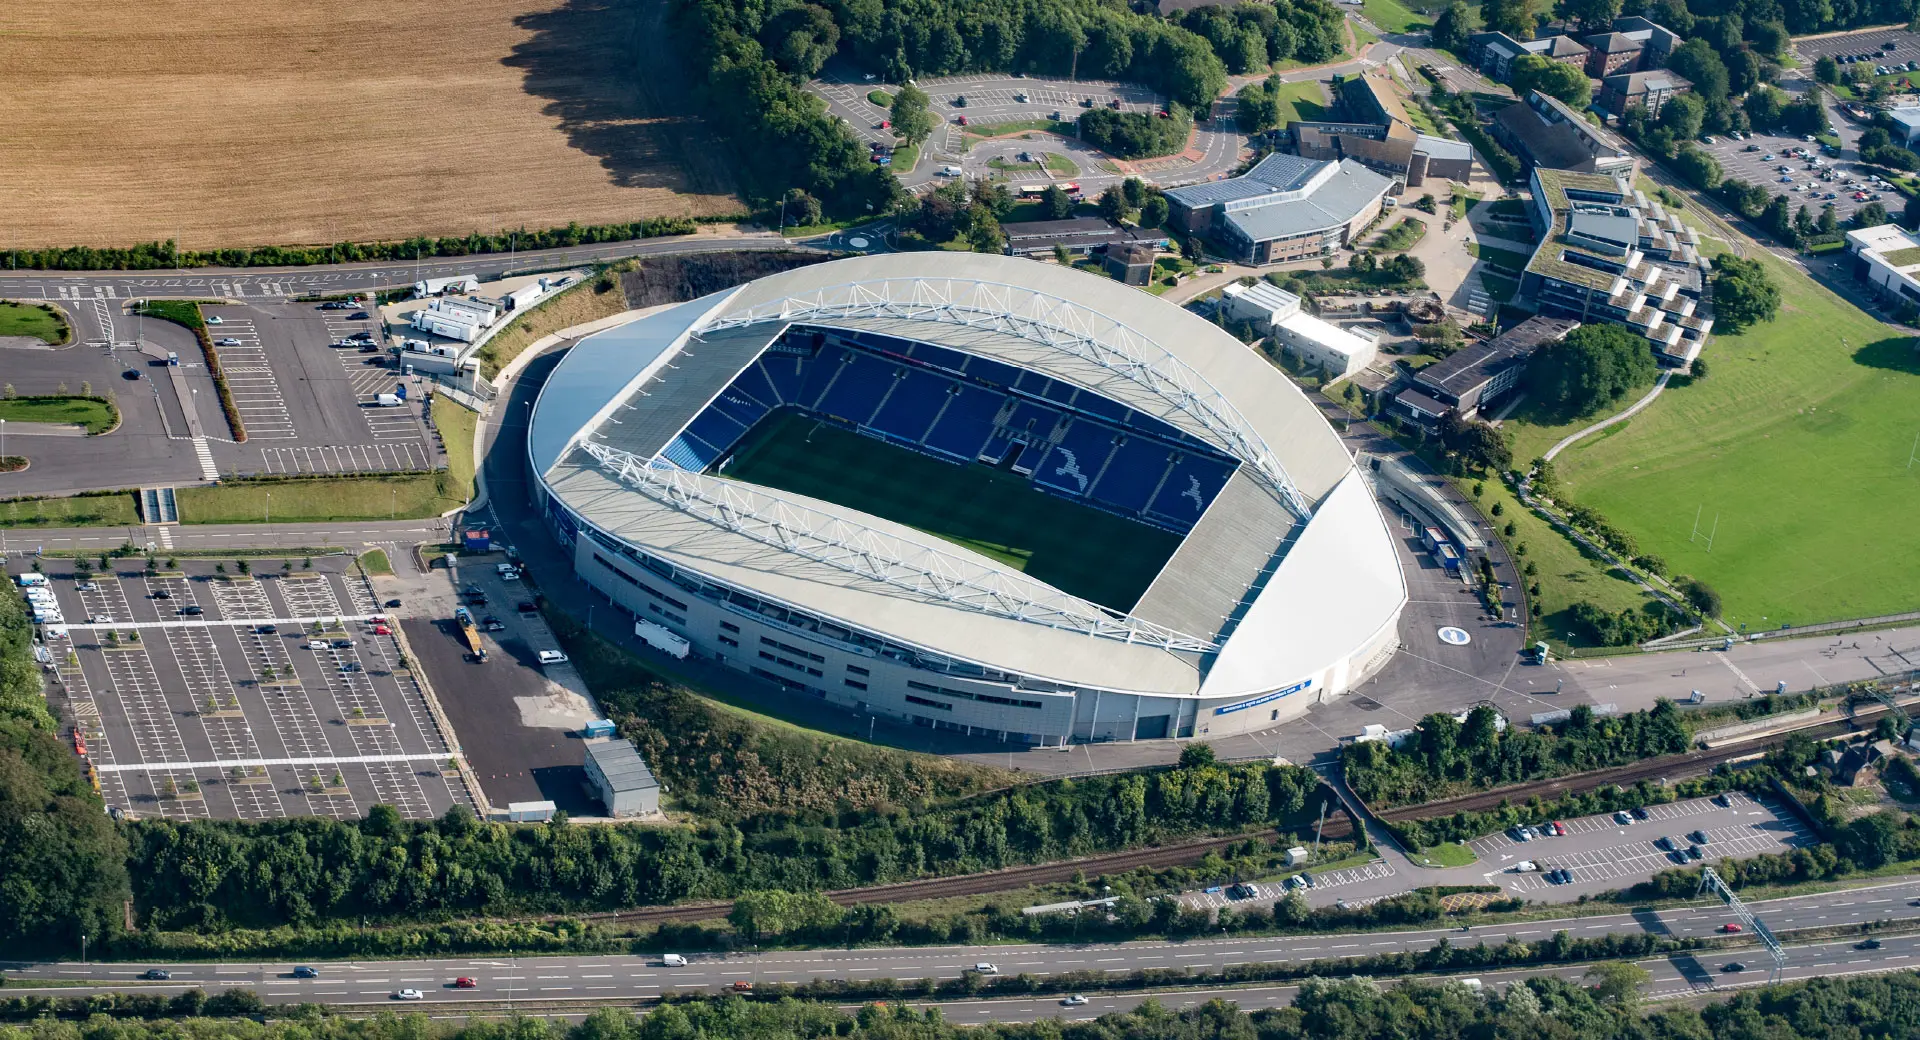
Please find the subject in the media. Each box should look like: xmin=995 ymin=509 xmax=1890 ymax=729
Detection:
xmin=0 ymin=0 xmax=738 ymax=250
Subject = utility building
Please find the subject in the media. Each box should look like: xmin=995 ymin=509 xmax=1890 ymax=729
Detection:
xmin=583 ymin=738 xmax=661 ymax=817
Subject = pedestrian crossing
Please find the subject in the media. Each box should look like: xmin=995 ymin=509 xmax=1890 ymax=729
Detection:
xmin=192 ymin=437 xmax=219 ymax=481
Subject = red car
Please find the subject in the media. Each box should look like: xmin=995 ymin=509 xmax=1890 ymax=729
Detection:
xmin=877 ymin=120 xmax=891 ymax=129
xmin=732 ymin=981 xmax=754 ymax=992
xmin=1721 ymin=923 xmax=1742 ymax=933
xmin=371 ymin=624 xmax=391 ymax=636
xmin=454 ymin=977 xmax=477 ymax=988
xmin=1549 ymin=821 xmax=1567 ymax=836
xmin=955 ymin=115 xmax=968 ymax=125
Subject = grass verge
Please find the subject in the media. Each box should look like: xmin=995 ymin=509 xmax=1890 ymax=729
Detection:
xmin=1410 ymin=842 xmax=1478 ymax=868
xmin=0 ymin=491 xmax=140 ymax=528
xmin=430 ymin=395 xmax=479 ymax=504
xmin=357 ymin=549 xmax=393 ymax=576
xmin=136 ymin=300 xmax=245 ymax=442
xmin=475 ymin=274 xmax=631 ymax=380
xmin=1361 ymin=0 xmax=1432 ymax=33
xmin=1270 ymin=80 xmax=1330 ymax=125
xmin=177 ymin=473 xmax=463 ymax=524
xmin=867 ymin=89 xmax=893 ymax=107
xmin=1372 ymin=217 xmax=1426 ymax=251
xmin=0 ymin=396 xmax=117 ymax=434
xmin=1471 ymin=471 xmax=1654 ymax=650
xmin=0 ymin=301 xmax=68 ymax=343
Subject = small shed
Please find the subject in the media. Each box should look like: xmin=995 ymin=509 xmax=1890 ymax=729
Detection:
xmin=1285 ymin=846 xmax=1309 ymax=866
xmin=584 ymin=738 xmax=661 ymax=817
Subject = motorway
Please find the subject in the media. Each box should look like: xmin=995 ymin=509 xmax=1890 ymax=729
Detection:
xmin=8 ymin=877 xmax=1920 ymax=1013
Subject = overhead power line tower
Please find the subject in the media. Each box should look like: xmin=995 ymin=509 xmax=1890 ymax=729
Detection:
xmin=1698 ymin=865 xmax=1786 ymax=983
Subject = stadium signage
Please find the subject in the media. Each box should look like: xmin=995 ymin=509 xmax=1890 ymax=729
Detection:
xmin=1214 ymin=679 xmax=1312 ymax=715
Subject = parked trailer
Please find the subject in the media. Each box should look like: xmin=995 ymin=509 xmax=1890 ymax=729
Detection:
xmin=1421 ymin=526 xmax=1450 ymax=553
xmin=634 ymin=619 xmax=691 ymax=659
xmin=1435 ymin=542 xmax=1462 ymax=575
xmin=452 ymin=606 xmax=485 ymax=660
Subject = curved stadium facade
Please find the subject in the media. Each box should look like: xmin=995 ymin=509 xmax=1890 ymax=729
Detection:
xmin=528 ymin=253 xmax=1406 ymax=745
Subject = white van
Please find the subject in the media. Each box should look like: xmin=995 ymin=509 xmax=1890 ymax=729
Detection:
xmin=939 ymin=165 xmax=963 ymax=176
xmin=17 ymin=573 xmax=49 ymax=587
xmin=306 ymin=640 xmax=331 ymax=651
xmin=537 ymin=650 xmax=569 ymax=666
xmin=374 ymin=393 xmax=403 ymax=407
xmin=662 ymin=954 xmax=688 ymax=967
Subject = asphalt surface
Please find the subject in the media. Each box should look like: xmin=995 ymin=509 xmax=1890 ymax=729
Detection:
xmin=13 ymin=558 xmax=475 ymax=820
xmin=8 ymin=875 xmax=1920 ymax=1010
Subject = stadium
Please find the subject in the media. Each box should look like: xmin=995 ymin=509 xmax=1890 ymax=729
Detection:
xmin=527 ymin=253 xmax=1406 ymax=746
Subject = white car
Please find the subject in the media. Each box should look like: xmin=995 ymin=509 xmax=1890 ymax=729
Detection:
xmin=205 ymin=315 xmax=223 ymax=325
xmin=1062 ymin=994 xmax=1089 ymax=1006
xmin=392 ymin=989 xmax=424 ymax=1000
xmin=1514 ymin=860 xmax=1537 ymax=872
xmin=973 ymin=963 xmax=1001 ymax=975
xmin=536 ymin=650 xmax=569 ymax=665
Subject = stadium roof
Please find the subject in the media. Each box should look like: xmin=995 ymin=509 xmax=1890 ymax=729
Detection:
xmin=534 ymin=253 xmax=1403 ymax=698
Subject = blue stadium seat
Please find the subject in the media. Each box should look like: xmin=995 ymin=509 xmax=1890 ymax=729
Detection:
xmin=867 ymin=369 xmax=951 ymax=443
xmin=1070 ymin=390 xmax=1130 ymax=423
xmin=730 ymin=363 xmax=784 ymax=410
xmin=961 ymin=355 xmax=1025 ymax=389
xmin=924 ymin=385 xmax=1003 ymax=460
xmin=1033 ymin=420 xmax=1117 ymax=497
xmin=759 ymin=357 xmax=807 ymax=405
xmin=796 ymin=351 xmax=848 ymax=410
xmin=1146 ymin=453 xmax=1236 ymax=526
xmin=902 ymin=341 xmax=972 ymax=375
xmin=660 ymin=436 xmax=712 ymax=472
xmin=681 ymin=407 xmax=751 ymax=458
xmin=978 ymin=433 xmax=1013 ymax=466
xmin=1003 ymin=399 xmax=1062 ymax=441
xmin=706 ymin=389 xmax=771 ymax=431
xmin=815 ymin=352 xmax=892 ymax=426
xmin=1038 ymin=379 xmax=1080 ymax=406
xmin=1090 ymin=437 xmax=1173 ymax=515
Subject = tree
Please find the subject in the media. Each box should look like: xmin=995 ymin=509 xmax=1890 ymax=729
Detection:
xmin=1482 ymin=0 xmax=1541 ymax=40
xmin=761 ymin=4 xmax=840 ymax=77
xmin=0 ymin=722 xmax=131 ymax=954
xmin=1585 ymin=961 xmax=1651 ymax=1005
xmin=1041 ymin=184 xmax=1073 ymax=220
xmin=1121 ymin=177 xmax=1147 ymax=209
xmin=1556 ymin=0 xmax=1622 ymax=32
xmin=1856 ymin=200 xmax=1891 ymax=228
xmin=965 ymin=205 xmax=1004 ymax=253
xmin=1097 ymin=185 xmax=1128 ymax=222
xmin=1140 ymin=192 xmax=1169 ymax=229
xmin=889 ymin=83 xmax=936 ymax=146
xmin=1524 ymin=323 xmax=1658 ymax=417
xmin=1659 ymin=92 xmax=1706 ymax=142
xmin=1511 ymin=54 xmax=1592 ymax=109
xmin=1431 ymin=1 xmax=1473 ymax=52
xmin=729 ymin=889 xmax=847 ymax=942
xmin=1669 ymin=39 xmax=1730 ymax=102
xmin=1676 ymin=576 xmax=1722 ymax=618
xmin=1709 ymin=254 xmax=1780 ymax=332
xmin=1178 ymin=742 xmax=1217 ymax=768
xmin=1815 ymin=55 xmax=1841 ymax=83
xmin=1671 ymin=143 xmax=1721 ymax=190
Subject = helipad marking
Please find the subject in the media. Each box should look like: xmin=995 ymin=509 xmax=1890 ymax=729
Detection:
xmin=1438 ymin=626 xmax=1471 ymax=646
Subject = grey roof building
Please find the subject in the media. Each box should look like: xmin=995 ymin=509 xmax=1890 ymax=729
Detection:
xmin=1000 ymin=217 xmax=1163 ymax=257
xmin=1411 ymin=315 xmax=1580 ymax=417
xmin=1165 ymin=153 xmax=1393 ymax=265
xmin=1493 ymin=91 xmax=1637 ymax=175
xmin=583 ymin=738 xmax=661 ymax=817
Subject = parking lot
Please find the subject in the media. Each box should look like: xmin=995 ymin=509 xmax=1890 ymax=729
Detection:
xmin=1697 ymin=126 xmax=1895 ymax=225
xmin=19 ymin=558 xmax=477 ymax=821
xmin=1795 ymin=27 xmax=1920 ymax=71
xmin=1471 ymin=792 xmax=1814 ymax=894
xmin=201 ymin=302 xmax=439 ymax=477
xmin=1181 ymin=856 xmax=1400 ymax=912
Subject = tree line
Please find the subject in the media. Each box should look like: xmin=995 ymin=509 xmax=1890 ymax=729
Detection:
xmin=1342 ymin=702 xmax=1693 ymax=809
xmin=5 ymin=969 xmax=1920 ymax=1040
xmin=3 ymin=218 xmax=704 ymax=272
xmin=121 ymin=761 xmax=1330 ymax=935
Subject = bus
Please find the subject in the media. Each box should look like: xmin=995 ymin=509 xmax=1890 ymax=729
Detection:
xmin=1016 ymin=182 xmax=1080 ymax=199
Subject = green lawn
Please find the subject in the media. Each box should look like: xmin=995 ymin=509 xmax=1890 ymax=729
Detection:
xmin=0 ymin=397 xmax=116 ymax=434
xmin=358 ymin=548 xmax=393 ymax=576
xmin=0 ymin=301 xmax=67 ymax=344
xmin=867 ymin=90 xmax=893 ymax=107
xmin=1271 ymin=80 xmax=1330 ymax=125
xmin=1361 ymin=0 xmax=1433 ymax=33
xmin=135 ymin=299 xmax=204 ymax=331
xmin=1473 ymin=473 xmax=1654 ymax=649
xmin=178 ymin=473 xmax=464 ymax=524
xmin=1410 ymin=842 xmax=1478 ymax=868
xmin=431 ymin=395 xmax=478 ymax=503
xmin=0 ymin=492 xmax=140 ymax=528
xmin=1506 ymin=249 xmax=1920 ymax=629
xmin=1372 ymin=218 xmax=1426 ymax=251
xmin=719 ymin=411 xmax=1183 ymax=611
xmin=965 ymin=118 xmax=1076 ymax=140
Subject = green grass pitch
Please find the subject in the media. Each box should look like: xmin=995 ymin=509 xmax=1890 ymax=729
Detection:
xmin=718 ymin=410 xmax=1184 ymax=612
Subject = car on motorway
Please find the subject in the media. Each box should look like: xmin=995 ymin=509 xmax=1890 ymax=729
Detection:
xmin=973 ymin=963 xmax=1001 ymax=974
xmin=1689 ymin=829 xmax=1710 ymax=844
xmin=1062 ymin=994 xmax=1089 ymax=1006
xmin=1721 ymin=923 xmax=1742 ymax=933
xmin=179 ymin=606 xmax=204 ymax=616
xmin=1723 ymin=962 xmax=1746 ymax=973
xmin=537 ymin=650 xmax=569 ymax=665
xmin=393 ymin=989 xmax=424 ymax=1000
xmin=1858 ymin=938 xmax=1883 ymax=949
xmin=662 ymin=954 xmax=688 ymax=967
xmin=454 ymin=977 xmax=478 ymax=988
xmin=732 ymin=981 xmax=754 ymax=992
xmin=142 ymin=969 xmax=172 ymax=980
xmin=293 ymin=966 xmax=319 ymax=978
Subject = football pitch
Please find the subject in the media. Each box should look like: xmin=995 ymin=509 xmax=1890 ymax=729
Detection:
xmin=718 ymin=411 xmax=1183 ymax=612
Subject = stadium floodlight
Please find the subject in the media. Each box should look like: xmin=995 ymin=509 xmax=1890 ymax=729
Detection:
xmin=703 ymin=276 xmax=1313 ymax=518
xmin=580 ymin=440 xmax=1221 ymax=653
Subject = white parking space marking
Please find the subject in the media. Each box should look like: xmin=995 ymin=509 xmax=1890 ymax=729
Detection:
xmin=259 ymin=442 xmax=431 ymax=475
xmin=209 ymin=318 xmax=297 ymax=439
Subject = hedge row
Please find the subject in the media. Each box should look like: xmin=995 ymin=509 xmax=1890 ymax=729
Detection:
xmin=137 ymin=301 xmax=244 ymax=442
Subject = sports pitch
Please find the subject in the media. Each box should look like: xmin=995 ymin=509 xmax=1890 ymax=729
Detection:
xmin=718 ymin=411 xmax=1183 ymax=612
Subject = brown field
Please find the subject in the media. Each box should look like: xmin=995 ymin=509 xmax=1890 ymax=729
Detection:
xmin=0 ymin=0 xmax=739 ymax=249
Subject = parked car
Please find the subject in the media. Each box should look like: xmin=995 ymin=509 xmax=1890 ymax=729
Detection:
xmin=179 ymin=606 xmax=205 ymax=616
xmin=537 ymin=650 xmax=569 ymax=665
xmin=332 ymin=639 xmax=354 ymax=649
xmin=1687 ymin=845 xmax=1703 ymax=860
xmin=517 ymin=601 xmax=538 ymax=614
xmin=385 ymin=598 xmax=403 ymax=608
xmin=1689 ymin=829 xmax=1710 ymax=844
xmin=349 ymin=311 xmax=370 ymax=320
xmin=732 ymin=981 xmax=754 ymax=992
xmin=205 ymin=316 xmax=223 ymax=325
xmin=1654 ymin=836 xmax=1675 ymax=851
xmin=215 ymin=337 xmax=242 ymax=346
xmin=371 ymin=623 xmax=391 ymax=635
xmin=255 ymin=624 xmax=278 ymax=634
xmin=151 ymin=589 xmax=171 ymax=599
xmin=483 ymin=616 xmax=505 ymax=632
xmin=1614 ymin=811 xmax=1633 ymax=825
xmin=1631 ymin=806 xmax=1649 ymax=819
xmin=1548 ymin=821 xmax=1566 ymax=836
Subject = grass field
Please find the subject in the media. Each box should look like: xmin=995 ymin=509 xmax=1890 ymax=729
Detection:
xmin=0 ymin=397 xmax=116 ymax=434
xmin=1270 ymin=80 xmax=1330 ymax=125
xmin=0 ymin=0 xmax=736 ymax=249
xmin=719 ymin=411 xmax=1183 ymax=611
xmin=1507 ymin=248 xmax=1920 ymax=628
xmin=0 ymin=492 xmax=140 ymax=528
xmin=1361 ymin=0 xmax=1434 ymax=33
xmin=177 ymin=473 xmax=463 ymax=524
xmin=0 ymin=302 xmax=67 ymax=343
xmin=432 ymin=395 xmax=480 ymax=503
